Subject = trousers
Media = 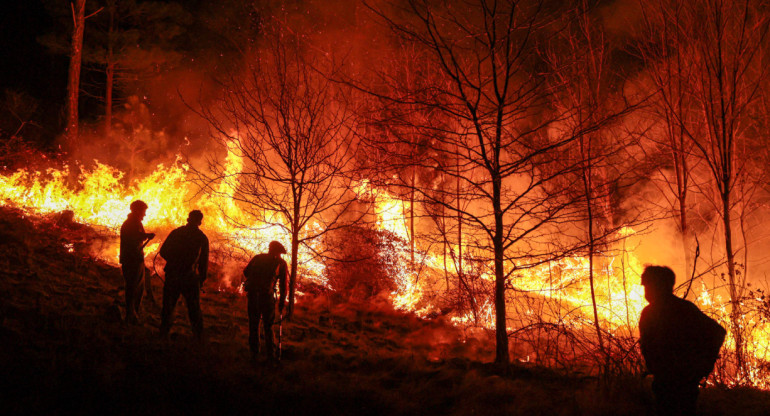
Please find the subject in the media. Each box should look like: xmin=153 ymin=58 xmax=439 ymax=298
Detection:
xmin=248 ymin=291 xmax=276 ymax=358
xmin=160 ymin=271 xmax=203 ymax=339
xmin=121 ymin=260 xmax=145 ymax=322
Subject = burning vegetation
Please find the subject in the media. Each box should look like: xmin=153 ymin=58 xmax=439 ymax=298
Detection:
xmin=2 ymin=0 xmax=770 ymax=412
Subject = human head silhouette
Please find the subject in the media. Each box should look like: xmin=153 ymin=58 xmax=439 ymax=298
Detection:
xmin=268 ymin=240 xmax=286 ymax=256
xmin=130 ymin=200 xmax=148 ymax=220
xmin=187 ymin=210 xmax=203 ymax=227
xmin=641 ymin=265 xmax=676 ymax=304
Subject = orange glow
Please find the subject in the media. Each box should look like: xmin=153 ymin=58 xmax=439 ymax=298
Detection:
xmin=1 ymin=158 xmax=768 ymax=388
xmin=0 ymin=155 xmax=327 ymax=289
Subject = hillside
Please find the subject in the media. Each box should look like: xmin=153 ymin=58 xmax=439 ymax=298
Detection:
xmin=1 ymin=206 xmax=768 ymax=416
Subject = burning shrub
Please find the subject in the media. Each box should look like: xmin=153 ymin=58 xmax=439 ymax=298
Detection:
xmin=442 ymin=256 xmax=494 ymax=326
xmin=322 ymin=225 xmax=404 ymax=300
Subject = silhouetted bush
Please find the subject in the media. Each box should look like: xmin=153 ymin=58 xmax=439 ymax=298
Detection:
xmin=322 ymin=225 xmax=403 ymax=300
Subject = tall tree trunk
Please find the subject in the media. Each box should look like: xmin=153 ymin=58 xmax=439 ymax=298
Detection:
xmin=678 ymin=189 xmax=691 ymax=288
xmin=675 ymin=85 xmax=692 ymax=282
xmin=66 ymin=0 xmax=86 ymax=147
xmin=456 ymin=149 xmax=463 ymax=281
xmin=105 ymin=62 xmax=114 ymax=138
xmin=105 ymin=0 xmax=115 ymax=138
xmin=442 ymin=236 xmax=448 ymax=290
xmin=287 ymin=199 xmax=301 ymax=319
xmin=581 ymin=136 xmax=606 ymax=367
xmin=492 ymin=171 xmax=508 ymax=364
xmin=455 ymin=149 xmax=473 ymax=320
xmin=722 ymin=188 xmax=745 ymax=379
xmin=410 ymin=169 xmax=415 ymax=267
xmin=288 ymin=231 xmax=299 ymax=320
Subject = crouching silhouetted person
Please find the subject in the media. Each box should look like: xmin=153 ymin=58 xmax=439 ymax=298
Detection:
xmin=159 ymin=210 xmax=209 ymax=341
xmin=243 ymin=241 xmax=287 ymax=361
xmin=639 ymin=265 xmax=726 ymax=416
xmin=120 ymin=200 xmax=155 ymax=324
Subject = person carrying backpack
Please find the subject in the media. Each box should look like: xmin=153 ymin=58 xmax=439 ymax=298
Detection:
xmin=243 ymin=240 xmax=288 ymax=361
xmin=639 ymin=265 xmax=726 ymax=416
xmin=158 ymin=210 xmax=209 ymax=341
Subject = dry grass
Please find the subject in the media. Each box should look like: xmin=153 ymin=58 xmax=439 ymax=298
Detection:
xmin=1 ymin=206 xmax=768 ymax=415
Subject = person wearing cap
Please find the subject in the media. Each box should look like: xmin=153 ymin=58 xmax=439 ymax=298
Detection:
xmin=159 ymin=210 xmax=209 ymax=341
xmin=243 ymin=241 xmax=288 ymax=361
xmin=120 ymin=200 xmax=155 ymax=324
xmin=639 ymin=265 xmax=726 ymax=416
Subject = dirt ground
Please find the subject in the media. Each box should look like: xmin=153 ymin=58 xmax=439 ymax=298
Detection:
xmin=1 ymin=206 xmax=768 ymax=416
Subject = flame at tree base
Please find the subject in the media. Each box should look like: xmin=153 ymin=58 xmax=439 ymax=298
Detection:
xmin=0 ymin=158 xmax=768 ymax=388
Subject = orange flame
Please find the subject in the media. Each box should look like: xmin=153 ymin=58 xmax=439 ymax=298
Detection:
xmin=1 ymin=157 xmax=768 ymax=387
xmin=0 ymin=154 xmax=327 ymax=289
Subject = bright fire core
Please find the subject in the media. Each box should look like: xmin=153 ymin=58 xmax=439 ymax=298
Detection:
xmin=0 ymin=157 xmax=768 ymax=388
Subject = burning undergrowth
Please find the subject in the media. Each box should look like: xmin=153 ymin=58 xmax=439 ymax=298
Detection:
xmin=322 ymin=225 xmax=403 ymax=300
xmin=2 ymin=203 xmax=770 ymax=415
xmin=2 ymin=154 xmax=770 ymax=389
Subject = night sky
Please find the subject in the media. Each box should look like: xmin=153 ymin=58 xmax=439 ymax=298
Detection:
xmin=0 ymin=0 xmax=68 ymax=104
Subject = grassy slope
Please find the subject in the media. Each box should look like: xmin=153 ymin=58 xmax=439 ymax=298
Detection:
xmin=0 ymin=207 xmax=768 ymax=416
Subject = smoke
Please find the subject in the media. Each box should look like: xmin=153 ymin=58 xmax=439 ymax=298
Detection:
xmin=42 ymin=0 xmax=770 ymax=293
xmin=595 ymin=0 xmax=646 ymax=39
xmin=86 ymin=0 xmax=396 ymax=168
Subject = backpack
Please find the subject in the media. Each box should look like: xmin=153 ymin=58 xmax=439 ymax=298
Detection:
xmin=694 ymin=313 xmax=726 ymax=379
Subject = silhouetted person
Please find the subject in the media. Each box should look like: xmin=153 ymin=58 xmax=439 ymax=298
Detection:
xmin=159 ymin=210 xmax=209 ymax=341
xmin=639 ymin=265 xmax=726 ymax=416
xmin=119 ymin=200 xmax=155 ymax=324
xmin=243 ymin=240 xmax=288 ymax=361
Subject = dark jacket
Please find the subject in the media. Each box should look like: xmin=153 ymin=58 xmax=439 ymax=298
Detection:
xmin=120 ymin=213 xmax=149 ymax=264
xmin=159 ymin=224 xmax=209 ymax=281
xmin=640 ymin=294 xmax=726 ymax=382
xmin=243 ymin=253 xmax=287 ymax=305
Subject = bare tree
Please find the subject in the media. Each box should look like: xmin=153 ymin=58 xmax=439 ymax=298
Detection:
xmin=359 ymin=43 xmax=445 ymax=271
xmin=360 ymin=0 xmax=633 ymax=364
xmin=639 ymin=0 xmax=770 ymax=381
xmin=86 ymin=0 xmax=189 ymax=138
xmin=193 ymin=26 xmax=359 ymax=318
xmin=65 ymin=0 xmax=87 ymax=146
xmin=546 ymin=3 xmax=643 ymax=373
xmin=681 ymin=0 xmax=767 ymax=381
xmin=637 ymin=0 xmax=705 ymax=292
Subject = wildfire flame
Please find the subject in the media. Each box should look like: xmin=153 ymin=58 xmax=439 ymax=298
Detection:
xmin=1 ymin=156 xmax=768 ymax=388
xmin=0 ymin=154 xmax=327 ymax=289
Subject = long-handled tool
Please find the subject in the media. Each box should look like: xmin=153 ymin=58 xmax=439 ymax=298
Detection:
xmin=273 ymin=287 xmax=283 ymax=362
xmin=277 ymin=308 xmax=283 ymax=362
